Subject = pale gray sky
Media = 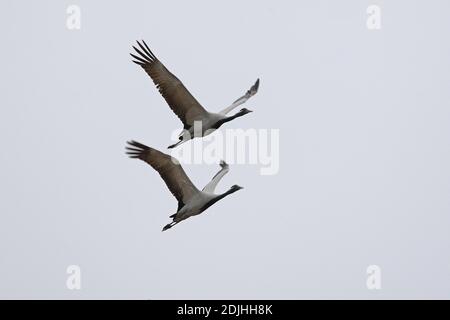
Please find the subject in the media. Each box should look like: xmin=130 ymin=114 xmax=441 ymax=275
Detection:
xmin=1 ymin=0 xmax=450 ymax=299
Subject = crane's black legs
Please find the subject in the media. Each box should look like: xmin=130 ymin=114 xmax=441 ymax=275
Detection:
xmin=168 ymin=140 xmax=183 ymax=149
xmin=162 ymin=221 xmax=178 ymax=232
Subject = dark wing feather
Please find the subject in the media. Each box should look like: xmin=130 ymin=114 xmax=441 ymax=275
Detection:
xmin=126 ymin=140 xmax=199 ymax=204
xmin=131 ymin=40 xmax=208 ymax=127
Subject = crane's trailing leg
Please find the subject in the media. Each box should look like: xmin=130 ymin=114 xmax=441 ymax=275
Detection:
xmin=168 ymin=130 xmax=190 ymax=149
xmin=168 ymin=140 xmax=183 ymax=149
xmin=162 ymin=221 xmax=178 ymax=232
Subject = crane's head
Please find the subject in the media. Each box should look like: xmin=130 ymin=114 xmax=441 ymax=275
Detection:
xmin=230 ymin=184 xmax=244 ymax=191
xmin=238 ymin=108 xmax=253 ymax=115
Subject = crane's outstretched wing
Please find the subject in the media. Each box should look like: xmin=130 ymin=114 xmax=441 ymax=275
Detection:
xmin=220 ymin=78 xmax=260 ymax=115
xmin=126 ymin=140 xmax=199 ymax=206
xmin=202 ymin=161 xmax=230 ymax=193
xmin=130 ymin=40 xmax=208 ymax=128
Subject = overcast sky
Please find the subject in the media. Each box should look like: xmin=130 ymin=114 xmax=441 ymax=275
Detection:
xmin=1 ymin=0 xmax=450 ymax=299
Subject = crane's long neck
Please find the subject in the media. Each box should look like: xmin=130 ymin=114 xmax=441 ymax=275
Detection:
xmin=199 ymin=188 xmax=240 ymax=212
xmin=212 ymin=111 xmax=248 ymax=129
